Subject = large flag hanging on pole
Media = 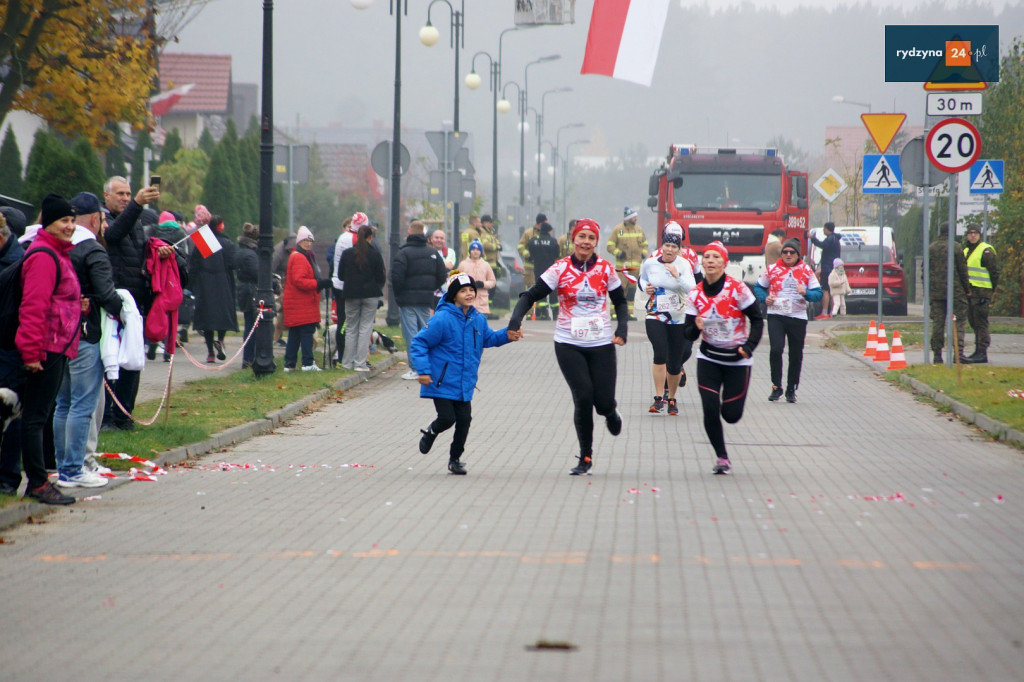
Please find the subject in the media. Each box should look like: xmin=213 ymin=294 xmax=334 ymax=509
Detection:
xmin=581 ymin=0 xmax=671 ymax=87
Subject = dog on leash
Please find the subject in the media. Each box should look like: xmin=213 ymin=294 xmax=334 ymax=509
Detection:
xmin=0 ymin=388 xmax=21 ymax=433
xmin=324 ymin=325 xmax=397 ymax=361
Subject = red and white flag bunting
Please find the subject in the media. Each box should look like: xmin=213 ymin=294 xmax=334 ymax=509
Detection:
xmin=189 ymin=224 xmax=222 ymax=258
xmin=149 ymin=83 xmax=195 ymax=117
xmin=581 ymin=0 xmax=671 ymax=87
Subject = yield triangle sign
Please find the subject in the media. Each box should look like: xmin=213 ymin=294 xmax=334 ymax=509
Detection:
xmin=861 ymin=113 xmax=906 ymax=154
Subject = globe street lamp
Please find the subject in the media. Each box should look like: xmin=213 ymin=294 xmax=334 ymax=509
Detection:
xmin=537 ymin=86 xmax=571 ymax=209
xmin=563 ymin=138 xmax=589 ymax=229
xmin=420 ymin=0 xmax=465 ymax=251
xmin=519 ymin=54 xmax=560 ymax=206
xmin=352 ymin=0 xmax=406 ymax=327
xmin=253 ymin=0 xmax=277 ymax=376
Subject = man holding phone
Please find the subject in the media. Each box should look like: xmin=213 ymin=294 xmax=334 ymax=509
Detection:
xmin=101 ymin=175 xmax=167 ymax=431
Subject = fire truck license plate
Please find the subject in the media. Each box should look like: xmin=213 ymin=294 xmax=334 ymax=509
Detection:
xmin=851 ymin=288 xmax=875 ymax=296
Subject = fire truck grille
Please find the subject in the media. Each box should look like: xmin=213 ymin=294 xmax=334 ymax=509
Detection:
xmin=688 ymin=226 xmax=765 ymax=248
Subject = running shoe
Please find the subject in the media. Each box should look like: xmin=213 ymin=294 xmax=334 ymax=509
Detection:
xmin=570 ymin=455 xmax=593 ymax=476
xmin=667 ymin=398 xmax=678 ymax=416
xmin=649 ymin=396 xmax=665 ymax=413
xmin=448 ymin=459 xmax=467 ymax=475
xmin=56 ymin=470 xmax=109 ymax=488
xmin=785 ymin=389 xmax=797 ymax=403
xmin=768 ymin=386 xmax=783 ymax=402
xmin=713 ymin=458 xmax=731 ymax=475
xmin=215 ymin=339 xmax=226 ymax=360
xmin=206 ymin=354 xmax=216 ymax=364
xmin=419 ymin=427 xmax=437 ymax=454
xmin=605 ymin=409 xmax=622 ymax=436
xmin=25 ymin=481 xmax=75 ymax=505
xmin=301 ymin=364 xmax=322 ymax=372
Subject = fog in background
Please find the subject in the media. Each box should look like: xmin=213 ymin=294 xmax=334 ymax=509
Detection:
xmin=169 ymin=0 xmax=1023 ymax=230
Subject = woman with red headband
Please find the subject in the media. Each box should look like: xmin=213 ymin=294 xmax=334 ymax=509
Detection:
xmin=508 ymin=218 xmax=629 ymax=476
xmin=682 ymin=241 xmax=764 ymax=475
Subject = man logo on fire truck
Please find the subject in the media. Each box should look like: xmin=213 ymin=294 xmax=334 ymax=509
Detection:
xmin=647 ymin=144 xmax=809 ymax=286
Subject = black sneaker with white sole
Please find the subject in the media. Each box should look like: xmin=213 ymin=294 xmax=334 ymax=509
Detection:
xmin=570 ymin=455 xmax=593 ymax=476
xmin=419 ymin=427 xmax=437 ymax=454
xmin=605 ymin=410 xmax=622 ymax=436
xmin=448 ymin=459 xmax=467 ymax=475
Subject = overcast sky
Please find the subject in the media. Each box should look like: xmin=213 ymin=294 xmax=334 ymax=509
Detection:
xmin=167 ymin=1 xmax=1020 ymax=170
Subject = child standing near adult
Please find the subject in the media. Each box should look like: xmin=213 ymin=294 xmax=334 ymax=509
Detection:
xmin=828 ymin=258 xmax=852 ymax=316
xmin=409 ymin=273 xmax=520 ymax=475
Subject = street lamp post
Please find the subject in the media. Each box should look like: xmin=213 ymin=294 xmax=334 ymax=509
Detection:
xmin=554 ymin=122 xmax=583 ymax=230
xmin=520 ymin=55 xmax=560 ymax=206
xmin=253 ymin=0 xmax=276 ymax=376
xmin=538 ymin=86 xmax=571 ymax=210
xmin=420 ymin=0 xmax=465 ymax=252
xmin=832 ymin=94 xmax=872 ymax=112
xmin=352 ymin=0 xmax=405 ymax=327
xmin=563 ymin=138 xmax=589 ymax=229
xmin=465 ymin=51 xmax=498 ymax=222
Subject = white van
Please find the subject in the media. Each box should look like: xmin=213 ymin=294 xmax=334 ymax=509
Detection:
xmin=808 ymin=226 xmax=908 ymax=316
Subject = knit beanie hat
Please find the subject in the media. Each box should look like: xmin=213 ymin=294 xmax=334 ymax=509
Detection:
xmin=624 ymin=206 xmax=638 ymax=220
xmin=194 ymin=204 xmax=211 ymax=227
xmin=703 ymin=240 xmax=729 ymax=261
xmin=444 ymin=272 xmax=477 ymax=302
xmin=351 ymin=212 xmax=369 ymax=230
xmin=782 ymin=238 xmax=801 ymax=254
xmin=41 ymin=194 xmax=74 ymax=227
xmin=158 ymin=210 xmax=178 ymax=228
xmin=296 ymin=225 xmax=314 ymax=243
xmin=468 ymin=239 xmax=483 ymax=254
xmin=662 ymin=221 xmax=683 ymax=246
xmin=833 ymin=258 xmax=844 ymax=268
xmin=243 ymin=222 xmax=260 ymax=240
xmin=0 ymin=207 xmax=27 ymax=237
xmin=571 ymin=218 xmax=600 ymax=242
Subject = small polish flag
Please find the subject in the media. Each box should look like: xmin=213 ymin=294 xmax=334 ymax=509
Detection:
xmin=189 ymin=224 xmax=222 ymax=258
xmin=581 ymin=0 xmax=671 ymax=87
xmin=149 ymin=83 xmax=195 ymax=117
xmin=618 ymin=267 xmax=638 ymax=284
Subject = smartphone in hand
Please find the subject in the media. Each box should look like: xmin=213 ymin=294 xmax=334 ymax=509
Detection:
xmin=150 ymin=175 xmax=161 ymax=187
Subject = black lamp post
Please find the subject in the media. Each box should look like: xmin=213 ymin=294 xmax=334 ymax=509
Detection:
xmin=563 ymin=138 xmax=589 ymax=228
xmin=352 ymin=0 xmax=406 ymax=327
xmin=420 ymin=0 xmax=465 ymax=255
xmin=465 ymin=52 xmax=498 ymax=223
xmin=252 ymin=0 xmax=277 ymax=376
xmin=537 ymin=86 xmax=571 ymax=209
xmin=554 ymin=122 xmax=584 ymax=229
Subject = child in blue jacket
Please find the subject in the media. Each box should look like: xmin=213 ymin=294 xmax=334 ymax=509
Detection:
xmin=409 ymin=272 xmax=521 ymax=474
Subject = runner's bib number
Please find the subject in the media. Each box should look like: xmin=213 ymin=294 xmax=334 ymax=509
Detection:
xmin=655 ymin=293 xmax=682 ymax=312
xmin=771 ymin=298 xmax=793 ymax=314
xmin=702 ymin=318 xmax=733 ymax=341
xmin=570 ymin=315 xmax=604 ymax=340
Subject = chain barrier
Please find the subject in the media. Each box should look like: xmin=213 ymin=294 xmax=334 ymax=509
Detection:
xmin=103 ymin=301 xmax=270 ymax=426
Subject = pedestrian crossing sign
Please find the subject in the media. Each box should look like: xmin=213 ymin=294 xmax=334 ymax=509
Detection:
xmin=862 ymin=154 xmax=903 ymax=194
xmin=968 ymin=159 xmax=1003 ymax=195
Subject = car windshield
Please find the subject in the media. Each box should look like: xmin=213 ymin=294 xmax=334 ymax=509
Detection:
xmin=671 ymin=173 xmax=781 ymax=211
xmin=840 ymin=244 xmax=889 ymax=264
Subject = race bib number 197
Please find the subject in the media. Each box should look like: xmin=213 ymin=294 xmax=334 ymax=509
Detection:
xmin=570 ymin=315 xmax=604 ymax=340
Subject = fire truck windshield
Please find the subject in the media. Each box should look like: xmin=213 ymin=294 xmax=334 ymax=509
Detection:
xmin=670 ymin=173 xmax=781 ymax=212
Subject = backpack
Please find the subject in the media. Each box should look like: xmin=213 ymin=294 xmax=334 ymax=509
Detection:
xmin=0 ymin=246 xmax=61 ymax=350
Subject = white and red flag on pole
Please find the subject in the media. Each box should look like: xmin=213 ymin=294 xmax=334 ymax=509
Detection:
xmin=189 ymin=224 xmax=222 ymax=258
xmin=580 ymin=0 xmax=671 ymax=87
xmin=149 ymin=83 xmax=195 ymax=117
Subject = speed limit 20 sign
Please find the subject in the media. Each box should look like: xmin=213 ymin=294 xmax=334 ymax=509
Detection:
xmin=926 ymin=117 xmax=982 ymax=173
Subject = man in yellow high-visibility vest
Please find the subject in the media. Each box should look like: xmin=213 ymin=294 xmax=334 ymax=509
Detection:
xmin=962 ymin=223 xmax=999 ymax=364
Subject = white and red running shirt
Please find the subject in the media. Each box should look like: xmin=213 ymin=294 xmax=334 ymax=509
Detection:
xmin=755 ymin=261 xmax=820 ymax=320
xmin=684 ymin=275 xmax=757 ymax=366
xmin=540 ymin=256 xmax=622 ymax=347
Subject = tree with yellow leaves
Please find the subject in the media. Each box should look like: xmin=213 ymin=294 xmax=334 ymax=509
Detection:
xmin=0 ymin=0 xmax=158 ymax=148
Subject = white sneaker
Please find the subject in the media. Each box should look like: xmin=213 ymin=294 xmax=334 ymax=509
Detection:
xmin=56 ymin=470 xmax=109 ymax=488
xmin=83 ymin=454 xmax=112 ymax=475
xmin=354 ymin=364 xmax=371 ymax=372
xmin=301 ymin=364 xmax=321 ymax=372
xmin=283 ymin=367 xmax=294 ymax=373
xmin=401 ymin=370 xmax=419 ymax=380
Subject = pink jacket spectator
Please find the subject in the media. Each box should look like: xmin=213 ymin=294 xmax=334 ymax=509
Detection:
xmin=456 ymin=257 xmax=496 ymax=315
xmin=16 ymin=228 xmax=81 ymax=364
xmin=144 ymin=237 xmax=184 ymax=344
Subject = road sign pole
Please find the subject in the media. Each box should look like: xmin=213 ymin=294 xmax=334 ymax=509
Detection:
xmin=877 ymin=201 xmax=884 ymax=322
xmin=945 ymin=173 xmax=957 ymax=368
xmin=921 ymin=124 xmax=931 ymax=365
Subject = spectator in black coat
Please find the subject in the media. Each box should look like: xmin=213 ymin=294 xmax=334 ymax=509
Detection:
xmin=235 ymin=223 xmax=260 ymax=368
xmin=390 ymin=219 xmax=447 ymax=368
xmin=189 ymin=215 xmax=238 ymax=363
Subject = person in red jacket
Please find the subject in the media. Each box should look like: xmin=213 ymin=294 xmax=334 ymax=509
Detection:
xmin=0 ymin=195 xmax=83 ymax=505
xmin=282 ymin=226 xmax=328 ymax=371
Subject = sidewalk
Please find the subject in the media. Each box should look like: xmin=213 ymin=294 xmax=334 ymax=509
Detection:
xmin=2 ymin=319 xmax=1024 ymax=681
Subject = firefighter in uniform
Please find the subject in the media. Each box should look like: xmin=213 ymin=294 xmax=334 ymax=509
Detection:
xmin=517 ymin=213 xmax=546 ymax=289
xmin=962 ymin=223 xmax=999 ymax=364
xmin=606 ymin=206 xmax=648 ymax=304
xmin=462 ymin=214 xmax=502 ymax=276
xmin=527 ymin=221 xmax=561 ymax=319
xmin=557 ymin=219 xmax=576 ymax=258
xmin=928 ymin=227 xmax=970 ymax=364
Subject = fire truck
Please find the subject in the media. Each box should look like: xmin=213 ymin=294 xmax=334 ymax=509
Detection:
xmin=647 ymin=144 xmax=810 ymax=286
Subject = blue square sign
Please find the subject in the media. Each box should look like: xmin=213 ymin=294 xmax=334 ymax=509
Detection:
xmin=862 ymin=154 xmax=903 ymax=195
xmin=968 ymin=159 xmax=1003 ymax=195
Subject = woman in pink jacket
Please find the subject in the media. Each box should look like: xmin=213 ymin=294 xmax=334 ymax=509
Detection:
xmin=9 ymin=195 xmax=82 ymax=505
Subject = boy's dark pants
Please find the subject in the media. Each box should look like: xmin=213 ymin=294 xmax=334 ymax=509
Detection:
xmin=430 ymin=398 xmax=472 ymax=460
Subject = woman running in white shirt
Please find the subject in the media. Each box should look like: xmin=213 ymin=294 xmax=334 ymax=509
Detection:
xmin=682 ymin=241 xmax=764 ymax=475
xmin=508 ymin=218 xmax=629 ymax=475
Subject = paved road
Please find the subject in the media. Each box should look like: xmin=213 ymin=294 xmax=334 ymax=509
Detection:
xmin=3 ymin=319 xmax=1023 ymax=681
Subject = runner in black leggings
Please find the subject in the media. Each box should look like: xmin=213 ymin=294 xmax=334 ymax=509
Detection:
xmin=682 ymin=241 xmax=764 ymax=475
xmin=508 ymin=218 xmax=629 ymax=475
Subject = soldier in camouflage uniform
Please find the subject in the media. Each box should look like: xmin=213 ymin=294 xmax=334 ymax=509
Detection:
xmin=606 ymin=206 xmax=648 ymax=303
xmin=928 ymin=226 xmax=971 ymax=364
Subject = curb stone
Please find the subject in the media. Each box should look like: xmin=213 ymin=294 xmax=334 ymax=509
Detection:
xmin=826 ymin=324 xmax=1024 ymax=449
xmin=0 ymin=354 xmax=402 ymax=531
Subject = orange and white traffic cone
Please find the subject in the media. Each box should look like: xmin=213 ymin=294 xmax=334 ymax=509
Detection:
xmin=873 ymin=324 xmax=890 ymax=362
xmin=862 ymin=320 xmax=877 ymax=357
xmin=887 ymin=330 xmax=908 ymax=370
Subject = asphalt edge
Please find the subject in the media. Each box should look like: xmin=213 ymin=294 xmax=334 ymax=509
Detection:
xmin=0 ymin=354 xmax=403 ymax=532
xmin=826 ymin=322 xmax=1024 ymax=449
